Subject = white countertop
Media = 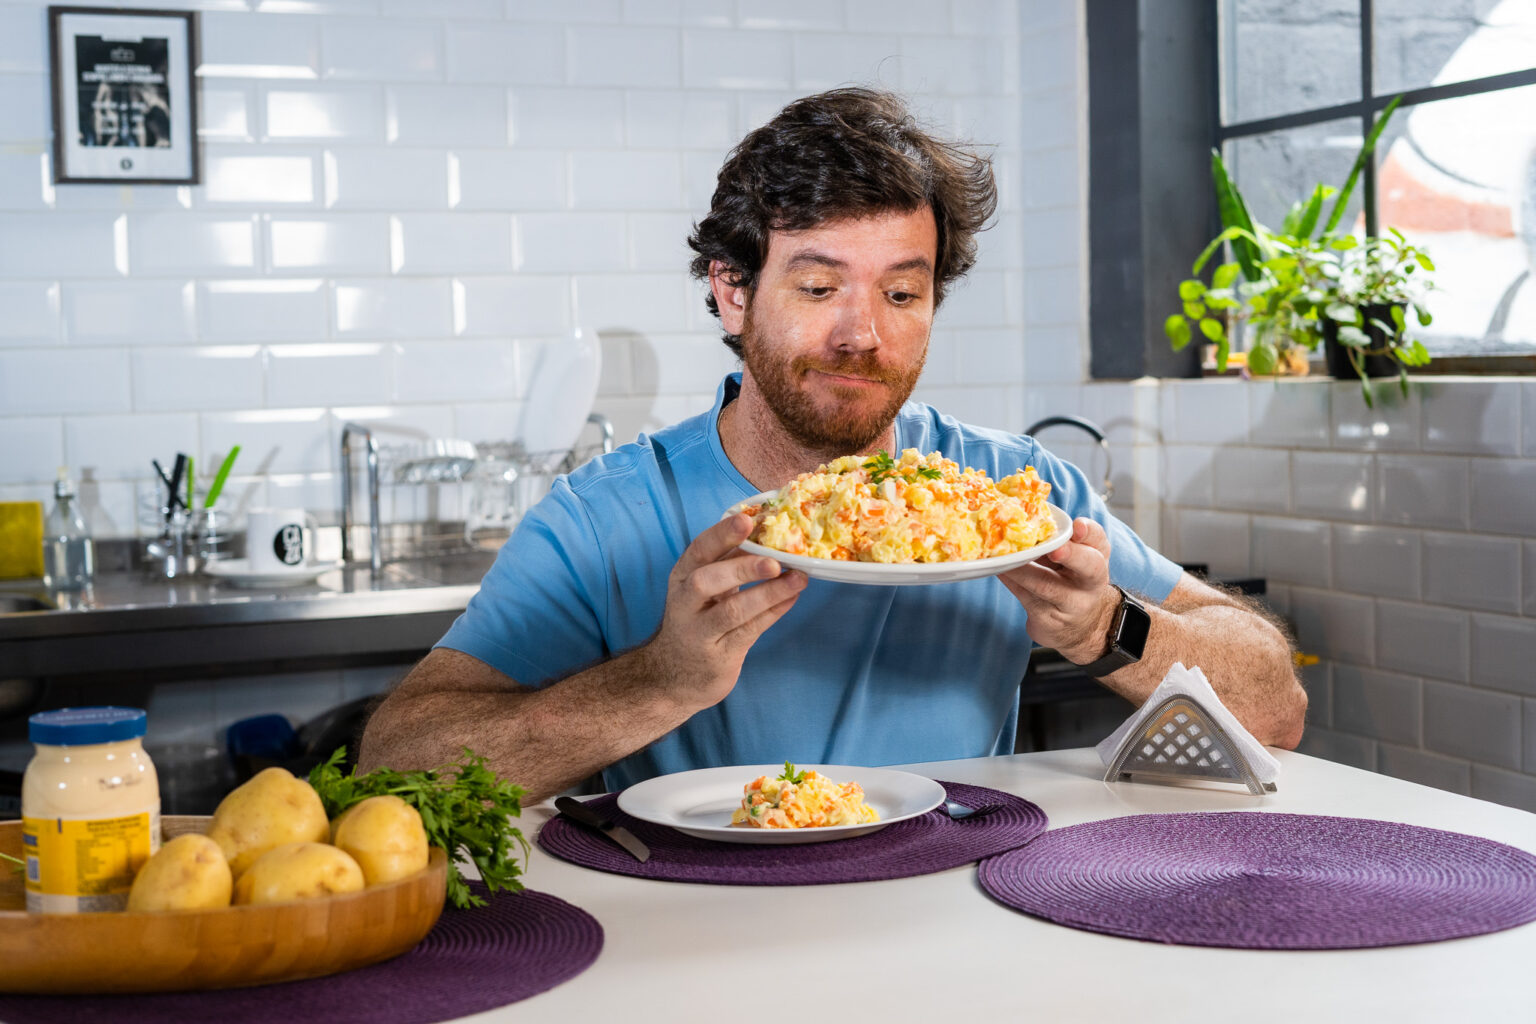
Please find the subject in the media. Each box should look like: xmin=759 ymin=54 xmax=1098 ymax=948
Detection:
xmin=471 ymin=748 xmax=1536 ymax=1024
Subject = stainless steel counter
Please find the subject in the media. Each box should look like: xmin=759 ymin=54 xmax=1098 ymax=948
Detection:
xmin=0 ymin=550 xmax=496 ymax=680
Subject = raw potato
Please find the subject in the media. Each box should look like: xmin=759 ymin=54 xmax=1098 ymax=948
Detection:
xmin=333 ymin=795 xmax=430 ymax=886
xmin=328 ymin=801 xmax=359 ymax=844
xmin=206 ymin=767 xmax=331 ymax=878
xmin=127 ymin=834 xmax=233 ymax=911
xmin=233 ymin=842 xmax=366 ymax=905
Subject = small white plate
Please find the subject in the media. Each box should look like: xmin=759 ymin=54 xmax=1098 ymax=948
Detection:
xmin=617 ymin=764 xmax=945 ymax=845
xmin=724 ymin=493 xmax=1073 ymax=586
xmin=202 ymin=558 xmax=343 ymax=587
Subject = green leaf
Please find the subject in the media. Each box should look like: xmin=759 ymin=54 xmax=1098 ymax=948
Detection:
xmin=1396 ymin=339 xmax=1431 ymax=367
xmin=1281 ymin=198 xmax=1306 ymax=238
xmin=1417 ymin=307 xmax=1433 ymax=326
xmin=778 ymin=761 xmax=807 ymax=784
xmin=1391 ymin=305 xmax=1407 ymax=330
xmin=1294 ymin=183 xmax=1334 ymax=240
xmin=1322 ymin=94 xmax=1402 ymax=237
xmin=1192 ymin=225 xmax=1257 ymax=275
xmin=1247 ymin=342 xmax=1278 ymax=376
xmin=1215 ymin=337 xmax=1231 ymax=373
xmin=1417 ymin=252 xmax=1436 ymax=271
xmin=1329 ymin=235 xmax=1359 ymax=250
xmin=1165 ymin=314 xmax=1192 ymax=350
xmin=1198 ymin=317 xmax=1224 ymax=341
xmin=1210 ymin=149 xmax=1263 ymax=280
xmin=1179 ymin=279 xmax=1206 ymax=301
xmin=1325 ymin=303 xmax=1359 ymax=323
xmin=1211 ymin=262 xmax=1241 ymax=289
xmin=1183 ymin=301 xmax=1206 ymax=319
xmin=1336 ymin=325 xmax=1370 ymax=348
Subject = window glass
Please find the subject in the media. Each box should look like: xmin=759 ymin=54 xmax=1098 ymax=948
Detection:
xmin=1222 ymin=0 xmax=1360 ymax=124
xmin=1226 ymin=118 xmax=1364 ymax=234
xmin=1374 ymin=0 xmax=1536 ymax=96
xmin=1378 ymin=83 xmax=1536 ymax=354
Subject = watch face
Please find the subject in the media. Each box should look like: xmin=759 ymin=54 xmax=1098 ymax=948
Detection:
xmin=1117 ymin=598 xmax=1152 ymax=657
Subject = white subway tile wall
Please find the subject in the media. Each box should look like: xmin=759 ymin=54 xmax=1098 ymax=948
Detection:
xmin=2 ymin=3 xmax=1533 ymax=813
xmin=1147 ymin=376 xmax=1525 ymax=809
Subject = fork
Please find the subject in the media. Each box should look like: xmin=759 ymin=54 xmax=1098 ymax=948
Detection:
xmin=941 ymin=799 xmax=1003 ymax=821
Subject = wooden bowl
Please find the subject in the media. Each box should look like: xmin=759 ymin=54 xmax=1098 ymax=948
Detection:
xmin=0 ymin=815 xmax=447 ymax=994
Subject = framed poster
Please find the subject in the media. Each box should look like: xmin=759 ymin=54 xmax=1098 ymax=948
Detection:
xmin=48 ymin=6 xmax=200 ymax=185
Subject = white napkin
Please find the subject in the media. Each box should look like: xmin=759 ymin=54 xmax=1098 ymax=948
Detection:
xmin=1095 ymin=662 xmax=1282 ymax=783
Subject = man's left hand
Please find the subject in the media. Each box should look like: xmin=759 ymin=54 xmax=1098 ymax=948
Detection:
xmin=998 ymin=516 xmax=1120 ymax=665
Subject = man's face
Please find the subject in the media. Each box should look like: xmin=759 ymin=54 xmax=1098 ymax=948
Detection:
xmin=736 ymin=207 xmax=937 ymax=453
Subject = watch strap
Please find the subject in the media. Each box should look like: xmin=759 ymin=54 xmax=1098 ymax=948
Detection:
xmin=1075 ymin=585 xmax=1149 ymax=678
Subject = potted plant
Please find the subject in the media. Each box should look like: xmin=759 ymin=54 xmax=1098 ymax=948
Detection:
xmin=1164 ymin=96 xmax=1437 ymax=405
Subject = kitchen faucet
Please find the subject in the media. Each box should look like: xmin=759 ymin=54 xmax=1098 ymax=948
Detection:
xmin=1025 ymin=415 xmax=1114 ymax=501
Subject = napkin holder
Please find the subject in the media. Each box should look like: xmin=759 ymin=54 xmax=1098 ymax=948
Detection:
xmin=1103 ymin=692 xmax=1276 ymax=796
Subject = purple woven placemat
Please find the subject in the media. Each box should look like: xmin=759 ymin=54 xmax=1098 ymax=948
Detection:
xmin=539 ymin=781 xmax=1046 ymax=884
xmin=978 ymin=811 xmax=1536 ymax=950
xmin=0 ymin=885 xmax=602 ymax=1024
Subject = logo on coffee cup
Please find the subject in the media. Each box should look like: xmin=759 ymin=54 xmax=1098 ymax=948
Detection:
xmin=274 ymin=523 xmax=304 ymax=565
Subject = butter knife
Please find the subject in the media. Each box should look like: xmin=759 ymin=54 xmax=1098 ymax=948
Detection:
xmin=554 ymin=796 xmax=651 ymax=862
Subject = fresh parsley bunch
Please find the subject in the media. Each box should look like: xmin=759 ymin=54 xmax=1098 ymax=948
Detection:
xmin=310 ymin=747 xmax=531 ymax=910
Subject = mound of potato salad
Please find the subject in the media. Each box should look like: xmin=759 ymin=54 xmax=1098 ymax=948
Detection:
xmin=731 ymin=764 xmax=879 ymax=829
xmin=742 ymin=449 xmax=1055 ymax=563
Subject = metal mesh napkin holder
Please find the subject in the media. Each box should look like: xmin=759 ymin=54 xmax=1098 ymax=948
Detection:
xmin=1103 ymin=692 xmax=1276 ymax=796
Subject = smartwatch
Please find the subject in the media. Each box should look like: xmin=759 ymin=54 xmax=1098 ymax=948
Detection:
xmin=1075 ymin=585 xmax=1151 ymax=678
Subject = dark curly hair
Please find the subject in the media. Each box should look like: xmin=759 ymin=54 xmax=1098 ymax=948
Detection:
xmin=687 ymin=88 xmax=998 ymax=357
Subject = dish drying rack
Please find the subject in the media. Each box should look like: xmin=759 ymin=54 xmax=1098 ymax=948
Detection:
xmin=340 ymin=414 xmax=614 ymax=572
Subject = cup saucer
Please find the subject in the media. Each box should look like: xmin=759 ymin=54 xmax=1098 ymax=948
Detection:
xmin=202 ymin=558 xmax=342 ymax=587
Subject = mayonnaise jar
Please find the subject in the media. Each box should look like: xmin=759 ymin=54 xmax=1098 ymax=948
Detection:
xmin=22 ymin=707 xmax=161 ymax=914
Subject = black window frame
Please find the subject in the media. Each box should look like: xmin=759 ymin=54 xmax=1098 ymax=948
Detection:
xmin=1088 ymin=0 xmax=1536 ymax=379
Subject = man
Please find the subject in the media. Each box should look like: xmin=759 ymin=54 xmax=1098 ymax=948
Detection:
xmin=359 ymin=89 xmax=1305 ymax=800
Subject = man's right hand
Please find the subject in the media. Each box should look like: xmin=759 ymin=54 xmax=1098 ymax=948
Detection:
xmin=641 ymin=512 xmax=807 ymax=713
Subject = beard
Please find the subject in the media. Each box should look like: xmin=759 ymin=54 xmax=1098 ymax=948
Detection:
xmin=738 ymin=305 xmax=926 ymax=455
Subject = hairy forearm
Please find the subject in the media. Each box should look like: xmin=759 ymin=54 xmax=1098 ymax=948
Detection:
xmin=1095 ymin=596 xmax=1307 ymax=749
xmin=359 ymin=646 xmax=696 ymax=802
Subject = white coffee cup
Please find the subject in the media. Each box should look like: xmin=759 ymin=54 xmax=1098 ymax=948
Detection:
xmin=245 ymin=507 xmax=318 ymax=572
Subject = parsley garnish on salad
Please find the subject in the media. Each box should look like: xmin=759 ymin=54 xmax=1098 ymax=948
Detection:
xmin=310 ymin=747 xmax=531 ymax=910
xmin=778 ymin=761 xmax=808 ymax=784
xmin=863 ymin=450 xmax=942 ymax=485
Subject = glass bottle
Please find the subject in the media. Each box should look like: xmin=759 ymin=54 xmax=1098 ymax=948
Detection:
xmin=42 ymin=467 xmax=95 ymax=590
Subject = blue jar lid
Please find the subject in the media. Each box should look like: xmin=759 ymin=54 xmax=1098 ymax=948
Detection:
xmin=29 ymin=707 xmax=147 ymax=746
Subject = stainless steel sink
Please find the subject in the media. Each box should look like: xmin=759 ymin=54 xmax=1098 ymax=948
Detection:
xmin=0 ymin=594 xmax=54 ymax=614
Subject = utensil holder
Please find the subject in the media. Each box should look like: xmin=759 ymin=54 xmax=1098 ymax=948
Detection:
xmin=144 ymin=508 xmax=197 ymax=579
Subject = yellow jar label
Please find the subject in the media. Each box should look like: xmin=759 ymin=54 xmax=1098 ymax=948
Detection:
xmin=22 ymin=812 xmax=159 ymax=914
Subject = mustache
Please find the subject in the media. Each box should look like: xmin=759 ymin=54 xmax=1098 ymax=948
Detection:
xmin=793 ymin=354 xmax=902 ymax=384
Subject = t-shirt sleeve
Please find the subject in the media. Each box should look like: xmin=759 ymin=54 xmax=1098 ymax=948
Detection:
xmin=1027 ymin=439 xmax=1184 ymax=603
xmin=435 ymin=478 xmax=608 ymax=686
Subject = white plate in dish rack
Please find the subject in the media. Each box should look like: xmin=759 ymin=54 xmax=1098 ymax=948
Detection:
xmin=723 ymin=494 xmax=1073 ymax=586
xmin=617 ymin=764 xmax=945 ymax=845
xmin=202 ymin=558 xmax=342 ymax=587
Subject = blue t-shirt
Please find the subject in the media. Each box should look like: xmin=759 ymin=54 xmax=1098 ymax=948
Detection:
xmin=439 ymin=374 xmax=1182 ymax=789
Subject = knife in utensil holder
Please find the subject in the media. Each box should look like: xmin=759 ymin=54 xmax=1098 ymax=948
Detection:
xmin=554 ymin=796 xmax=651 ymax=862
